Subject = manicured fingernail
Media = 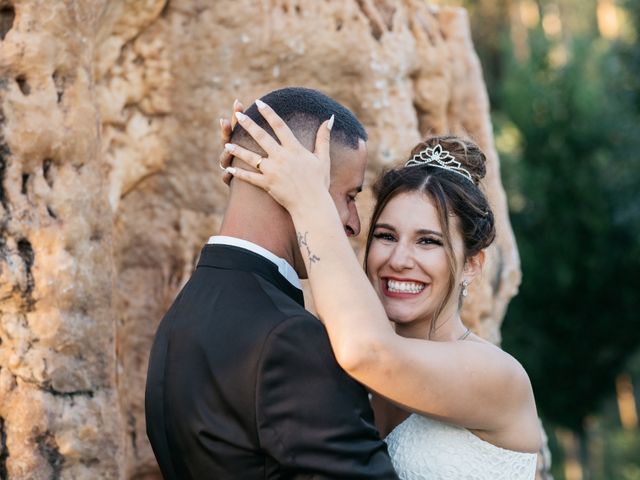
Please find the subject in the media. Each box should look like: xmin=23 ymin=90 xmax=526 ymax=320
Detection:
xmin=327 ymin=114 xmax=335 ymax=131
xmin=226 ymin=167 xmax=236 ymax=175
xmin=219 ymin=118 xmax=225 ymax=128
xmin=224 ymin=143 xmax=235 ymax=152
xmin=235 ymin=112 xmax=247 ymax=122
xmin=233 ymin=99 xmax=240 ymax=108
xmin=255 ymin=99 xmax=267 ymax=110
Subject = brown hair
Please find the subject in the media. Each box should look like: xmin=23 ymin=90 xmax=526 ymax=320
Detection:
xmin=364 ymin=135 xmax=496 ymax=337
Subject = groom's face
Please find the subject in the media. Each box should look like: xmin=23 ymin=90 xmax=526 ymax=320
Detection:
xmin=328 ymin=139 xmax=368 ymax=237
xmin=292 ymin=138 xmax=367 ymax=279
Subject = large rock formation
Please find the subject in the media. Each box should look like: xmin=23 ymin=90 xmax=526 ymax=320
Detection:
xmin=0 ymin=1 xmax=123 ymax=479
xmin=0 ymin=1 xmax=528 ymax=478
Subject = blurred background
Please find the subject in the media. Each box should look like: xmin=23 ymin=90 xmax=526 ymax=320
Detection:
xmin=436 ymin=0 xmax=640 ymax=478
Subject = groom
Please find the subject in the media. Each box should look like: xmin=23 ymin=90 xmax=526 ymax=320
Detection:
xmin=145 ymin=87 xmax=398 ymax=479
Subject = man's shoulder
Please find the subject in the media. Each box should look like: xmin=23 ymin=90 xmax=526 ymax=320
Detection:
xmin=257 ymin=314 xmax=336 ymax=375
xmin=265 ymin=312 xmax=327 ymax=342
xmin=242 ymin=273 xmax=312 ymax=322
xmin=185 ymin=262 xmax=305 ymax=318
xmin=202 ymin=269 xmax=323 ymax=344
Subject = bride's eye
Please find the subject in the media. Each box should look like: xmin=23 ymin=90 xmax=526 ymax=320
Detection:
xmin=373 ymin=232 xmax=396 ymax=242
xmin=418 ymin=236 xmax=443 ymax=246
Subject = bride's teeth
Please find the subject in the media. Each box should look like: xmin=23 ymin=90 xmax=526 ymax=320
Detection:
xmin=387 ymin=280 xmax=425 ymax=294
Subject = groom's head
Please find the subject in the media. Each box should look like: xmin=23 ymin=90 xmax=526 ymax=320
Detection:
xmin=229 ymin=87 xmax=368 ymax=238
xmin=231 ymin=87 xmax=367 ymax=153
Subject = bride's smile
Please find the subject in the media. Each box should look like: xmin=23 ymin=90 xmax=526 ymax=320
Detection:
xmin=384 ymin=278 xmax=427 ymax=295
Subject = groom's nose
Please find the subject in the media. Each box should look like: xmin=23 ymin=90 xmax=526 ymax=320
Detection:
xmin=344 ymin=205 xmax=361 ymax=237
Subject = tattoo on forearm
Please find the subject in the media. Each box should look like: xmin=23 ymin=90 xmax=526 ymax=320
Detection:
xmin=297 ymin=231 xmax=321 ymax=266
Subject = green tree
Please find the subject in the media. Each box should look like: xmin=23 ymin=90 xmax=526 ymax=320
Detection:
xmin=496 ymin=7 xmax=640 ymax=433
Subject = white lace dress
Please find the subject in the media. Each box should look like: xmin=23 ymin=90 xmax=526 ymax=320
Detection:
xmin=385 ymin=414 xmax=537 ymax=479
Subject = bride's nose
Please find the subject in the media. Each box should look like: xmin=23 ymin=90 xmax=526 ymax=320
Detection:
xmin=388 ymin=242 xmax=414 ymax=270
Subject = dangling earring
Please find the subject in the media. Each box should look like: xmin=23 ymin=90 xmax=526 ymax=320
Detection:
xmin=462 ymin=280 xmax=469 ymax=297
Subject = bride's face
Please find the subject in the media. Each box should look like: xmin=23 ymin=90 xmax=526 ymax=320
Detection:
xmin=366 ymin=191 xmax=463 ymax=336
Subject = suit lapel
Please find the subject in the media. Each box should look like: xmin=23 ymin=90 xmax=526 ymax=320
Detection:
xmin=197 ymin=244 xmax=305 ymax=307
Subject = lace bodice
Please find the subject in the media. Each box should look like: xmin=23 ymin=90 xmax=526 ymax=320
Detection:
xmin=385 ymin=414 xmax=537 ymax=479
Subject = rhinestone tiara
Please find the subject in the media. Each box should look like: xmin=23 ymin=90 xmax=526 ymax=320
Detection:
xmin=404 ymin=144 xmax=473 ymax=182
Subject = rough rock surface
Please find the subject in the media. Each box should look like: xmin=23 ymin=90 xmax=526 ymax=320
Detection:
xmin=0 ymin=1 xmax=123 ymax=478
xmin=0 ymin=1 xmax=531 ymax=478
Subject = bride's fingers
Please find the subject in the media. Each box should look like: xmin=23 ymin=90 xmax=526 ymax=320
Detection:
xmin=234 ymin=112 xmax=280 ymax=154
xmin=230 ymin=99 xmax=245 ymax=129
xmin=219 ymin=100 xmax=246 ymax=186
xmin=255 ymin=100 xmax=299 ymax=146
xmin=314 ymin=116 xmax=333 ymax=188
xmin=219 ymin=119 xmax=234 ymax=168
xmin=224 ymin=143 xmax=265 ymax=171
xmin=219 ymin=118 xmax=234 ymax=186
xmin=219 ymin=148 xmax=233 ymax=170
xmin=219 ymin=149 xmax=233 ymax=185
xmin=220 ymin=118 xmax=232 ymax=142
xmin=225 ymin=166 xmax=268 ymax=191
xmin=314 ymin=115 xmax=334 ymax=162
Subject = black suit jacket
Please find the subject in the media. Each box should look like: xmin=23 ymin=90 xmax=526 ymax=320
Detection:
xmin=145 ymin=244 xmax=398 ymax=479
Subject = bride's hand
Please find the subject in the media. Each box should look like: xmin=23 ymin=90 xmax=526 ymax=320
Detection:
xmin=225 ymin=99 xmax=333 ymax=212
xmin=218 ymin=99 xmax=246 ymax=186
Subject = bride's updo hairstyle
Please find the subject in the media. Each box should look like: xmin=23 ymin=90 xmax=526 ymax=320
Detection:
xmin=364 ymin=135 xmax=496 ymax=330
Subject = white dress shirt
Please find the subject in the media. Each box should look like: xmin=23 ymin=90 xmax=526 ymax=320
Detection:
xmin=207 ymin=235 xmax=302 ymax=290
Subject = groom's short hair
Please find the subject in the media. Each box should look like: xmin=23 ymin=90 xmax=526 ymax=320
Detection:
xmin=230 ymin=87 xmax=367 ymax=153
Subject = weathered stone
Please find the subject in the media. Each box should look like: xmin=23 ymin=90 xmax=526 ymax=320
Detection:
xmin=0 ymin=1 xmax=122 ymax=478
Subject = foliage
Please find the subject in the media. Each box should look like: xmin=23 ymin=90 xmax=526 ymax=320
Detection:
xmin=452 ymin=0 xmax=640 ymax=476
xmin=463 ymin=1 xmax=640 ymax=433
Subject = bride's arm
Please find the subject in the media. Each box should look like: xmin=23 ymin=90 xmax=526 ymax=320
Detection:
xmin=228 ymin=103 xmax=537 ymax=435
xmin=227 ymin=105 xmax=394 ymax=372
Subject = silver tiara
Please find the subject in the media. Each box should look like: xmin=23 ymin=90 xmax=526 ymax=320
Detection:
xmin=405 ymin=144 xmax=473 ymax=182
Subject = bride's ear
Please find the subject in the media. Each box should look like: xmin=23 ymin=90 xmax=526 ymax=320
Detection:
xmin=462 ymin=250 xmax=485 ymax=284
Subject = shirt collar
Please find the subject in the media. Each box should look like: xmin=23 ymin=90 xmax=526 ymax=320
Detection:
xmin=207 ymin=235 xmax=302 ymax=290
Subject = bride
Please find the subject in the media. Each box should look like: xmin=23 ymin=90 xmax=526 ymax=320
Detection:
xmin=224 ymin=100 xmax=542 ymax=479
